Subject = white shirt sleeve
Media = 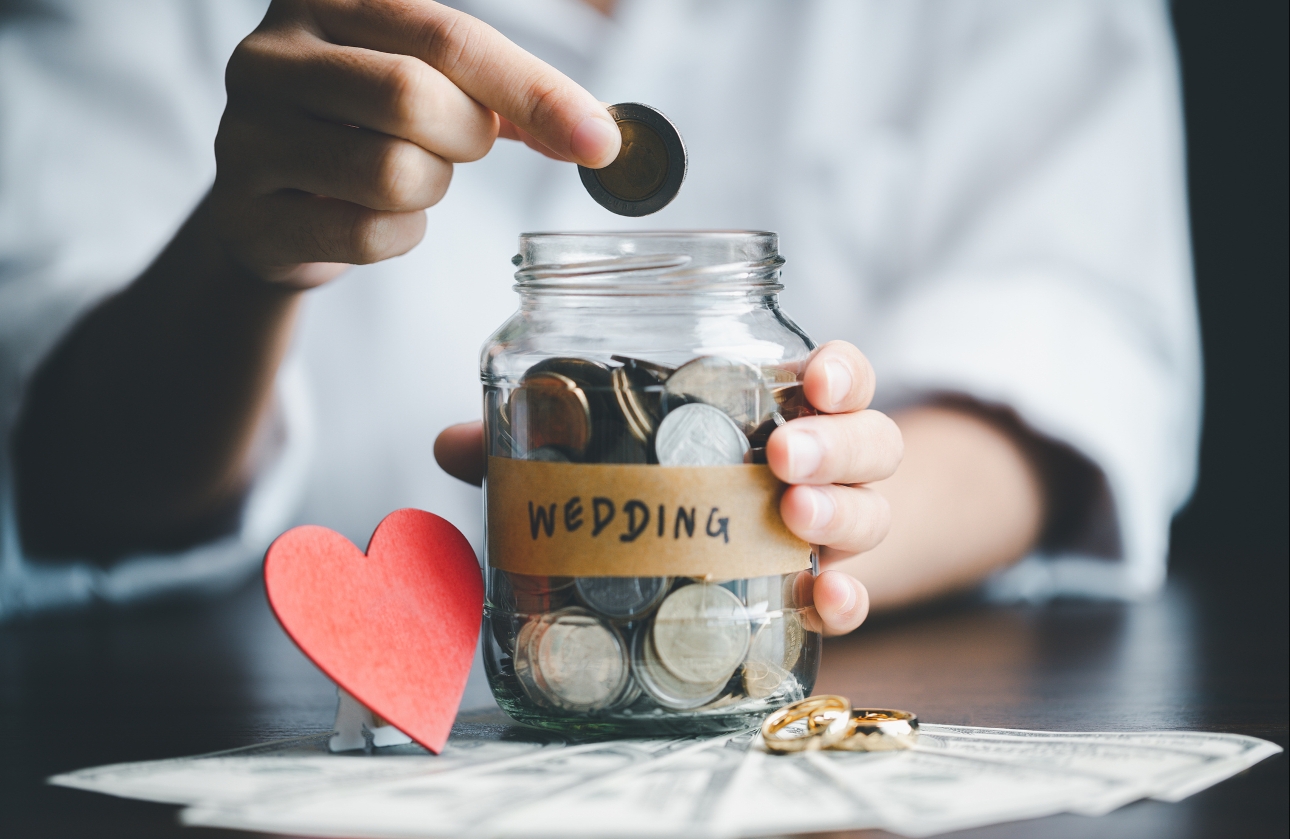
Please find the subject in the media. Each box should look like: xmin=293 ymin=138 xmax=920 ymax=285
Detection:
xmin=859 ymin=1 xmax=1201 ymax=600
xmin=0 ymin=0 xmax=304 ymax=621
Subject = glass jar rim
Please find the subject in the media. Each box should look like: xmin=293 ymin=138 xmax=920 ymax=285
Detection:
xmin=513 ymin=230 xmax=784 ymax=294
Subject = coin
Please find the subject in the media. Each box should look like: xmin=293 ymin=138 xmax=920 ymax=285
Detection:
xmin=611 ymin=355 xmax=676 ymax=384
xmin=528 ymin=446 xmax=571 ymax=463
xmin=613 ymin=674 xmax=643 ymax=710
xmin=741 ymin=659 xmax=800 ymax=701
xmin=663 ymin=356 xmax=775 ymax=431
xmin=513 ymin=616 xmax=548 ymax=707
xmin=611 ymin=366 xmax=656 ymax=445
xmin=509 ymin=372 xmax=591 ymax=458
xmin=526 ymin=357 xmax=613 ymax=390
xmin=632 ymin=624 xmax=729 ymax=710
xmin=526 ymin=357 xmax=624 ymax=461
xmin=575 ymin=576 xmax=671 ymax=621
xmin=747 ymin=610 xmax=805 ymax=673
xmin=578 ymin=103 xmax=686 ymax=217
xmin=772 ymin=383 xmax=815 ymax=423
xmin=654 ymin=403 xmax=750 ymax=466
xmin=651 ymin=583 xmax=751 ymax=685
xmin=532 ymin=608 xmax=630 ymax=712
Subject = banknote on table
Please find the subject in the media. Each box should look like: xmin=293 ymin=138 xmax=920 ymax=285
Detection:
xmin=182 ymin=733 xmax=717 ymax=838
xmin=48 ymin=724 xmax=559 ymax=809
xmin=917 ymin=723 xmax=1285 ymax=803
xmin=50 ymin=712 xmax=1281 ymax=838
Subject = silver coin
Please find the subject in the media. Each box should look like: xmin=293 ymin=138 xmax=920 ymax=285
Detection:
xmin=575 ymin=576 xmax=671 ymax=621
xmin=532 ymin=608 xmax=630 ymax=713
xmin=654 ymin=403 xmax=750 ymax=466
xmin=578 ymin=103 xmax=686 ymax=217
xmin=513 ymin=616 xmax=549 ymax=708
xmin=614 ymin=673 xmax=644 ymax=709
xmin=663 ymin=356 xmax=775 ymax=430
xmin=741 ymin=659 xmax=800 ymax=701
xmin=651 ymin=583 xmax=751 ymax=685
xmin=746 ymin=611 xmax=805 ymax=674
xmin=631 ymin=624 xmax=729 ymax=710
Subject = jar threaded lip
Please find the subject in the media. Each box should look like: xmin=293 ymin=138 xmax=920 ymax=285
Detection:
xmin=513 ymin=231 xmax=785 ymax=294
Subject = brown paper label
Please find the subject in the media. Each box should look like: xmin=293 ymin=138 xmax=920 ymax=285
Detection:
xmin=486 ymin=456 xmax=812 ymax=578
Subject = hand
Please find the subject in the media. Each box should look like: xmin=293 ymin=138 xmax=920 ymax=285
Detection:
xmin=766 ymin=341 xmax=903 ymax=636
xmin=210 ymin=0 xmax=620 ymax=287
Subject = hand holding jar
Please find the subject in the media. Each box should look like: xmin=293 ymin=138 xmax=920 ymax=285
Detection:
xmin=767 ymin=341 xmax=903 ymax=638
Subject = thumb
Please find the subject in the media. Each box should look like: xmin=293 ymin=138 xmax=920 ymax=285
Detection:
xmin=434 ymin=421 xmax=486 ymax=486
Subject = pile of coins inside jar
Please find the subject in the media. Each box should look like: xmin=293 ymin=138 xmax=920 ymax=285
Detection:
xmin=489 ymin=571 xmax=812 ymax=717
xmin=484 ymin=353 xmax=818 ymax=724
xmin=490 ymin=353 xmax=813 ymax=466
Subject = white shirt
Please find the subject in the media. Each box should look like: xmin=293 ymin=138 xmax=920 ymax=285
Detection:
xmin=0 ymin=0 xmax=1201 ymax=620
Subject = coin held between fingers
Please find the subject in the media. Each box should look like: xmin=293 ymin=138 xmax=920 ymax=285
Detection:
xmin=579 ymin=103 xmax=686 ymax=216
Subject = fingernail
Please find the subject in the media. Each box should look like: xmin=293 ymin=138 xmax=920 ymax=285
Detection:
xmin=824 ymin=359 xmax=852 ymax=408
xmin=801 ymin=485 xmax=836 ymax=531
xmin=836 ymin=577 xmax=857 ymax=618
xmin=785 ymin=429 xmax=824 ymax=480
xmin=570 ymin=114 xmax=620 ymax=168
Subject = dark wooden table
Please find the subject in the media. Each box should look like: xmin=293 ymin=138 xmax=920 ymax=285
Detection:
xmin=2 ymin=561 xmax=1285 ymax=839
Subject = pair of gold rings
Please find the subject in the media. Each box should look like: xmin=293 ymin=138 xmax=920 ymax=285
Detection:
xmin=760 ymin=695 xmax=919 ymax=754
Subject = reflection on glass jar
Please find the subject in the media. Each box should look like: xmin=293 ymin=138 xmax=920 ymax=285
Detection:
xmin=481 ymin=232 xmax=820 ymax=735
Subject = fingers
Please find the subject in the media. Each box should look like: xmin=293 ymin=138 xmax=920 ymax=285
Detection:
xmin=766 ymin=410 xmax=903 ymax=485
xmin=220 ymin=113 xmax=453 ymax=212
xmin=498 ymin=116 xmax=566 ymax=161
xmin=434 ymin=421 xmax=486 ymax=486
xmin=796 ymin=570 xmax=870 ymax=637
xmin=801 ymin=341 xmax=876 ymax=414
xmin=229 ymin=33 xmax=500 ymax=163
xmin=215 ymin=189 xmax=427 ymax=270
xmin=780 ymin=483 xmax=891 ymax=554
xmin=308 ymin=0 xmax=620 ymax=167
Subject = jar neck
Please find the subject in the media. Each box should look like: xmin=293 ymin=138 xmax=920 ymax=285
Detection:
xmin=512 ymin=231 xmax=785 ymax=301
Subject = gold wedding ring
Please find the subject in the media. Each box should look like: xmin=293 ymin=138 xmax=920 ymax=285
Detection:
xmin=762 ymin=698 xmax=919 ymax=754
xmin=829 ymin=708 xmax=919 ymax=751
xmin=760 ymin=695 xmax=851 ymax=753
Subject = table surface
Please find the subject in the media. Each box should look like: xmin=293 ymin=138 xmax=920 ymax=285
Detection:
xmin=1 ymin=562 xmax=1285 ymax=839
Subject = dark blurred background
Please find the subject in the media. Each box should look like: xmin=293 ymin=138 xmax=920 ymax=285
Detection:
xmin=1168 ymin=1 xmax=1288 ymax=594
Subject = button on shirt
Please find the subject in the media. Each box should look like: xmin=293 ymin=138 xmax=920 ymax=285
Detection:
xmin=0 ymin=0 xmax=1201 ymax=619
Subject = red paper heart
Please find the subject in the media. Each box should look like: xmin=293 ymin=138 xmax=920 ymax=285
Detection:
xmin=264 ymin=509 xmax=482 ymax=754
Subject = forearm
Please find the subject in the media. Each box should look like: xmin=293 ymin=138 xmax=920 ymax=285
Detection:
xmin=833 ymin=404 xmax=1047 ymax=611
xmin=14 ymin=195 xmax=303 ymax=560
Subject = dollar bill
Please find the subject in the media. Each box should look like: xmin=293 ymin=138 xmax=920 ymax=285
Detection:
xmin=918 ymin=724 xmax=1285 ymax=802
xmin=50 ymin=719 xmax=1281 ymax=838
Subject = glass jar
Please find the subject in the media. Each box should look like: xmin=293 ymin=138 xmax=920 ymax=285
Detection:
xmin=481 ymin=231 xmax=820 ymax=736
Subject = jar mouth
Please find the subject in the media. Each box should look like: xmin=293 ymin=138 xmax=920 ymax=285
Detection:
xmin=513 ymin=231 xmax=784 ymax=294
